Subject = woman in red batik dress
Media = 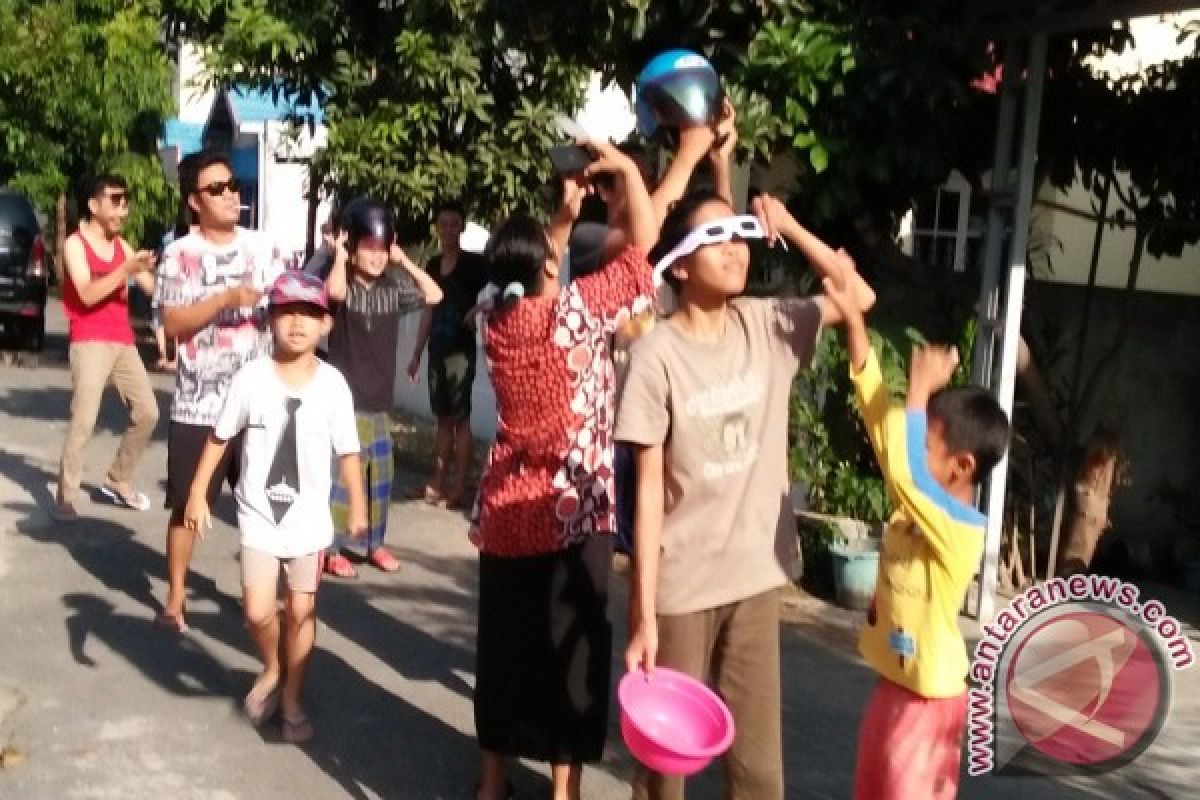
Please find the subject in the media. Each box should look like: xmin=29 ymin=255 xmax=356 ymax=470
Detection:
xmin=468 ymin=141 xmax=658 ymax=800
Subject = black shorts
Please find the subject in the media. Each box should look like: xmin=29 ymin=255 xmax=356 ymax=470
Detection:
xmin=165 ymin=421 xmax=244 ymax=521
xmin=428 ymin=348 xmax=476 ymax=421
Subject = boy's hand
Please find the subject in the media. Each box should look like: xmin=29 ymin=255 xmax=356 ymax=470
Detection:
xmin=347 ymin=508 xmax=368 ymax=540
xmin=182 ymin=495 xmax=212 ymax=539
xmin=406 ymin=354 xmax=421 ymax=384
xmin=624 ymin=618 xmax=659 ymax=677
xmin=710 ymin=98 xmax=737 ymax=165
xmin=821 ymin=262 xmax=862 ymax=326
xmin=467 ymin=524 xmax=483 ymax=549
xmin=908 ymin=345 xmax=960 ymax=407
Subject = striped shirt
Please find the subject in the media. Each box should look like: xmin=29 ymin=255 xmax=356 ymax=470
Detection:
xmin=327 ymin=270 xmax=426 ymax=412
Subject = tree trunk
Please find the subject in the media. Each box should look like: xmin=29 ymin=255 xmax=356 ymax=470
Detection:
xmin=1016 ymin=336 xmax=1062 ymax=449
xmin=1056 ymin=422 xmax=1120 ymax=576
xmin=305 ymin=161 xmax=322 ymax=262
xmin=53 ymin=192 xmax=68 ymax=286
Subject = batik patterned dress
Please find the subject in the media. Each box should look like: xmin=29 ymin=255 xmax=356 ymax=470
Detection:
xmin=474 ymin=245 xmax=655 ymax=557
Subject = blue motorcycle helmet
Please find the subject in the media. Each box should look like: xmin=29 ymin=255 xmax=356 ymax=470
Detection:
xmin=634 ymin=49 xmax=722 ymax=138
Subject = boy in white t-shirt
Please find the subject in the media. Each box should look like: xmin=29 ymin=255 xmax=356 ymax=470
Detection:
xmin=183 ymin=272 xmax=367 ymax=744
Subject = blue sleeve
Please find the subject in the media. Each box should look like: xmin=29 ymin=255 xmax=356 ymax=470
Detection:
xmin=904 ymin=410 xmax=987 ymax=526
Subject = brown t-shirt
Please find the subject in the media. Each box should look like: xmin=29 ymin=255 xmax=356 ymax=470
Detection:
xmin=614 ymin=296 xmax=822 ymax=615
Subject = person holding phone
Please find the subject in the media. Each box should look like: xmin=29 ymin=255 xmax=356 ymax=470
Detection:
xmin=467 ymin=140 xmax=657 ymax=800
xmin=154 ymin=149 xmax=284 ymax=633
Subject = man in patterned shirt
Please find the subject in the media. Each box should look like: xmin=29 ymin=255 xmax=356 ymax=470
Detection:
xmin=154 ymin=150 xmax=283 ymax=632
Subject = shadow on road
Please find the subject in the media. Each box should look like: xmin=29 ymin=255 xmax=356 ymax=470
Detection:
xmin=0 ymin=384 xmax=173 ymax=438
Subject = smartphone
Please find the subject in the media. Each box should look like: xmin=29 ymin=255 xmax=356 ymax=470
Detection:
xmin=549 ymin=144 xmax=595 ymax=176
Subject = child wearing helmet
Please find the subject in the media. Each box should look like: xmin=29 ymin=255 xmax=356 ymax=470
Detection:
xmin=322 ymin=198 xmax=444 ymax=577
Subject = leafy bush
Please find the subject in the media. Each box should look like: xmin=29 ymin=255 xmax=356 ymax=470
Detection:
xmin=789 ymin=325 xmax=922 ymax=527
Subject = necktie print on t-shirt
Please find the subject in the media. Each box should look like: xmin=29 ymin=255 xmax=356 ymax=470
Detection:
xmin=266 ymin=397 xmax=302 ymax=524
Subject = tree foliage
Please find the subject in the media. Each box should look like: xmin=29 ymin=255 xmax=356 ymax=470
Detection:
xmin=166 ymin=0 xmax=591 ymax=232
xmin=165 ymin=0 xmax=997 ymax=233
xmin=0 ymin=0 xmax=176 ymax=244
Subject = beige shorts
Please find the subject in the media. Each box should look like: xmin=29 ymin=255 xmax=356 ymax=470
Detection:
xmin=241 ymin=546 xmax=323 ymax=593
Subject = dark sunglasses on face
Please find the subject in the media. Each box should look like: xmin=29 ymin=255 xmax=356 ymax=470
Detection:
xmin=197 ymin=178 xmax=241 ymax=197
xmin=101 ymin=191 xmax=129 ymax=207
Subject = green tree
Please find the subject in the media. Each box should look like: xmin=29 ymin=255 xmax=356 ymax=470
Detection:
xmin=0 ymin=0 xmax=177 ymax=262
xmin=167 ymin=0 xmax=591 ymax=231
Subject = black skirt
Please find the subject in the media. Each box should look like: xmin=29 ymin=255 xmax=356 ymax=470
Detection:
xmin=474 ymin=534 xmax=614 ymax=763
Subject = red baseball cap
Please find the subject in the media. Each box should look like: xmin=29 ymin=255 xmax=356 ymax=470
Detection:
xmin=268 ymin=271 xmax=329 ymax=312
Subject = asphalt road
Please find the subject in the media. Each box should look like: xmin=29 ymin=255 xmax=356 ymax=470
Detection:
xmin=0 ymin=302 xmax=1195 ymax=799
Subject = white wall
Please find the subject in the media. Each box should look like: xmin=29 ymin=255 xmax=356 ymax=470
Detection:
xmin=256 ymin=120 xmax=331 ymax=259
xmin=1032 ymin=173 xmax=1200 ymax=297
xmin=176 ymin=42 xmax=216 ymax=123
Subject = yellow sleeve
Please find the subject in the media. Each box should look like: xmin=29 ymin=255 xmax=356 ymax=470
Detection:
xmin=849 ymin=351 xmax=986 ymax=567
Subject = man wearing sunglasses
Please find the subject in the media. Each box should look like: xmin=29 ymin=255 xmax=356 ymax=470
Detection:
xmin=53 ymin=174 xmax=160 ymax=522
xmin=153 ymin=149 xmax=283 ymax=632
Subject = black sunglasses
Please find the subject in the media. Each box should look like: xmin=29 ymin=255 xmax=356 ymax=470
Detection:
xmin=197 ymin=178 xmax=241 ymax=197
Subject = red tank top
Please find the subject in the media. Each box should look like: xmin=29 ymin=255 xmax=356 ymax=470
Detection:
xmin=62 ymin=232 xmax=134 ymax=345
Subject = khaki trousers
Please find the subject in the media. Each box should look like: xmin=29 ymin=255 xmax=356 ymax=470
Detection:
xmin=632 ymin=588 xmax=784 ymax=800
xmin=58 ymin=342 xmax=159 ymax=505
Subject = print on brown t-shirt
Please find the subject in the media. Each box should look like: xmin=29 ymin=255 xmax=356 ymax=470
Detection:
xmin=614 ymin=296 xmax=822 ymax=615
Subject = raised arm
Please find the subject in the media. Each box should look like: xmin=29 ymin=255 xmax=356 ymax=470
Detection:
xmin=548 ymin=177 xmax=588 ymax=275
xmin=707 ymin=98 xmax=738 ymax=209
xmin=584 ymin=140 xmax=657 ymax=251
xmin=390 ymin=243 xmax=443 ymax=305
xmin=752 ymin=194 xmax=876 ymax=325
xmin=649 ymin=126 xmax=717 ymax=225
xmin=324 ymin=233 xmax=350 ymax=303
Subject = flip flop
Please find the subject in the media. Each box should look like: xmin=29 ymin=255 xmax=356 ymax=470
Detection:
xmin=155 ymin=611 xmax=189 ymax=633
xmin=368 ymin=548 xmax=401 ymax=573
xmin=281 ymin=711 xmax=314 ymax=744
xmin=98 ymin=485 xmax=151 ymax=512
xmin=244 ymin=683 xmax=281 ymax=727
xmin=323 ymin=553 xmax=358 ymax=578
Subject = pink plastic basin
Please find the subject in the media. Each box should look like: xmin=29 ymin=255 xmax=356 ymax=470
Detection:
xmin=618 ymin=668 xmax=735 ymax=776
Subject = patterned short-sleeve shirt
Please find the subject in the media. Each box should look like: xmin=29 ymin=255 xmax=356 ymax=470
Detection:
xmin=154 ymin=228 xmax=283 ymax=426
xmin=476 ymin=246 xmax=655 ymax=557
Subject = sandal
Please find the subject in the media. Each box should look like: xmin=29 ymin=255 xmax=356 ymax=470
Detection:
xmin=281 ymin=711 xmax=314 ymax=744
xmin=155 ymin=611 xmax=189 ymax=633
xmin=368 ymin=548 xmax=401 ymax=573
xmin=98 ymin=484 xmax=151 ymax=512
xmin=323 ymin=553 xmax=358 ymax=579
xmin=243 ymin=682 xmax=281 ymax=726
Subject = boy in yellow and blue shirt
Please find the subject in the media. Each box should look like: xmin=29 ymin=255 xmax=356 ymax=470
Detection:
xmin=822 ymin=272 xmax=1010 ymax=800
